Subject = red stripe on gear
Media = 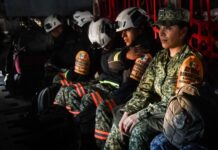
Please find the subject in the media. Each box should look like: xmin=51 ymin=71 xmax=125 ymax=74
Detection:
xmin=66 ymin=106 xmax=80 ymax=116
xmin=94 ymin=129 xmax=109 ymax=140
xmin=110 ymin=99 xmax=116 ymax=107
xmin=105 ymin=100 xmax=114 ymax=112
xmin=68 ymin=110 xmax=80 ymax=115
xmin=60 ymin=80 xmax=65 ymax=86
xmin=91 ymin=92 xmax=99 ymax=107
xmin=65 ymin=106 xmax=71 ymax=110
xmin=77 ymin=83 xmax=86 ymax=95
xmin=72 ymin=84 xmax=82 ymax=97
xmin=64 ymin=79 xmax=70 ymax=86
xmin=95 ymin=91 xmax=103 ymax=104
xmin=95 ymin=129 xmax=109 ymax=135
xmin=94 ymin=134 xmax=107 ymax=140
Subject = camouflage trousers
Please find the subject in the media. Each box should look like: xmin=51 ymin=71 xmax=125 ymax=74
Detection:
xmin=78 ymin=82 xmax=117 ymax=115
xmin=95 ymin=101 xmax=116 ymax=149
xmin=54 ymin=81 xmax=117 ymax=115
xmin=150 ymin=133 xmax=208 ymax=150
xmin=104 ymin=108 xmax=163 ymax=150
xmin=54 ymin=81 xmax=94 ymax=115
xmin=77 ymin=83 xmax=117 ymax=134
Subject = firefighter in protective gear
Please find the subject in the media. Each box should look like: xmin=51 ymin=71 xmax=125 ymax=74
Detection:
xmin=53 ymin=18 xmax=119 ymax=114
xmin=104 ymin=6 xmax=204 ymax=150
xmin=43 ymin=13 xmax=79 ymax=86
xmin=94 ymin=7 xmax=155 ymax=149
xmin=53 ymin=19 xmax=122 ymax=146
xmin=34 ymin=11 xmax=96 ymax=117
xmin=61 ymin=10 xmax=95 ymax=80
xmin=50 ymin=10 xmax=95 ymax=85
xmin=56 ymin=10 xmax=95 ymax=84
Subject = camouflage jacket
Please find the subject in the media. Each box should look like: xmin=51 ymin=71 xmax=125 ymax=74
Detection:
xmin=123 ymin=44 xmax=203 ymax=119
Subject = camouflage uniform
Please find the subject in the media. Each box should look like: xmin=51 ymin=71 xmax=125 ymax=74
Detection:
xmin=54 ymin=80 xmax=118 ymax=133
xmin=95 ymin=47 xmax=153 ymax=149
xmin=54 ymin=81 xmax=94 ymax=114
xmin=53 ymin=48 xmax=122 ymax=116
xmin=104 ymin=45 xmax=204 ymax=150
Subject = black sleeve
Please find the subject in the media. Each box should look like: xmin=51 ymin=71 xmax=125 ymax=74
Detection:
xmin=110 ymin=78 xmax=139 ymax=105
xmin=119 ymin=48 xmax=133 ymax=69
xmin=107 ymin=48 xmax=133 ymax=73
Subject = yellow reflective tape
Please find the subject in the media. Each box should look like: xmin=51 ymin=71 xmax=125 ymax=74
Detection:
xmin=64 ymin=70 xmax=70 ymax=78
xmin=113 ymin=51 xmax=121 ymax=61
xmin=99 ymin=80 xmax=119 ymax=88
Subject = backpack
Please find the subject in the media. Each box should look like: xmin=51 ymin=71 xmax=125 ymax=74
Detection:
xmin=31 ymin=84 xmax=60 ymax=116
xmin=163 ymin=84 xmax=218 ymax=149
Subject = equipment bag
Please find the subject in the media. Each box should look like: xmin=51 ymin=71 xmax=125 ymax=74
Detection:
xmin=163 ymin=85 xmax=204 ymax=148
xmin=33 ymin=84 xmax=60 ymax=116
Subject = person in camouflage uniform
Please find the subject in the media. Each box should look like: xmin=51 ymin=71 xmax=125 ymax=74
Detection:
xmin=94 ymin=7 xmax=155 ymax=149
xmin=104 ymin=6 xmax=204 ymax=150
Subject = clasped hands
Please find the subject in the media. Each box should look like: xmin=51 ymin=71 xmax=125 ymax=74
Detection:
xmin=118 ymin=112 xmax=139 ymax=136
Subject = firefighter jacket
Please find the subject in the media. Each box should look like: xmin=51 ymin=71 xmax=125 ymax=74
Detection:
xmin=48 ymin=26 xmax=79 ymax=69
xmin=98 ymin=49 xmax=123 ymax=86
xmin=108 ymin=37 xmax=153 ymax=105
xmin=123 ymin=44 xmax=204 ymax=119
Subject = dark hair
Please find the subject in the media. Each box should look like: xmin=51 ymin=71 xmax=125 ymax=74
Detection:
xmin=177 ymin=21 xmax=192 ymax=43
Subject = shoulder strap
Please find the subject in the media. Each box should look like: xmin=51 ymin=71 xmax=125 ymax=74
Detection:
xmin=177 ymin=84 xmax=200 ymax=96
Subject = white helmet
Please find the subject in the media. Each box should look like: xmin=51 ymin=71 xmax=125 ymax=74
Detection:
xmin=88 ymin=18 xmax=114 ymax=48
xmin=115 ymin=7 xmax=149 ymax=32
xmin=73 ymin=11 xmax=94 ymax=27
xmin=44 ymin=15 xmax=62 ymax=33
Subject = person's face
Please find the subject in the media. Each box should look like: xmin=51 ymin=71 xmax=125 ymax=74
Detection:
xmin=121 ymin=28 xmax=141 ymax=46
xmin=158 ymin=25 xmax=186 ymax=49
xmin=50 ymin=25 xmax=63 ymax=38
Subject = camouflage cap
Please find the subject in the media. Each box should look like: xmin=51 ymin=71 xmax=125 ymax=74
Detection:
xmin=154 ymin=6 xmax=190 ymax=26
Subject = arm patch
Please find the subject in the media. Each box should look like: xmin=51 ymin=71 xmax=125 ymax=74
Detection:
xmin=130 ymin=53 xmax=152 ymax=81
xmin=74 ymin=50 xmax=90 ymax=75
xmin=176 ymin=55 xmax=204 ymax=89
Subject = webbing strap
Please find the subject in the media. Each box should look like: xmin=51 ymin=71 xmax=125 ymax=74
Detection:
xmin=77 ymin=83 xmax=86 ymax=95
xmin=91 ymin=91 xmax=103 ymax=107
xmin=105 ymin=99 xmax=116 ymax=112
xmin=71 ymin=84 xmax=83 ymax=97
